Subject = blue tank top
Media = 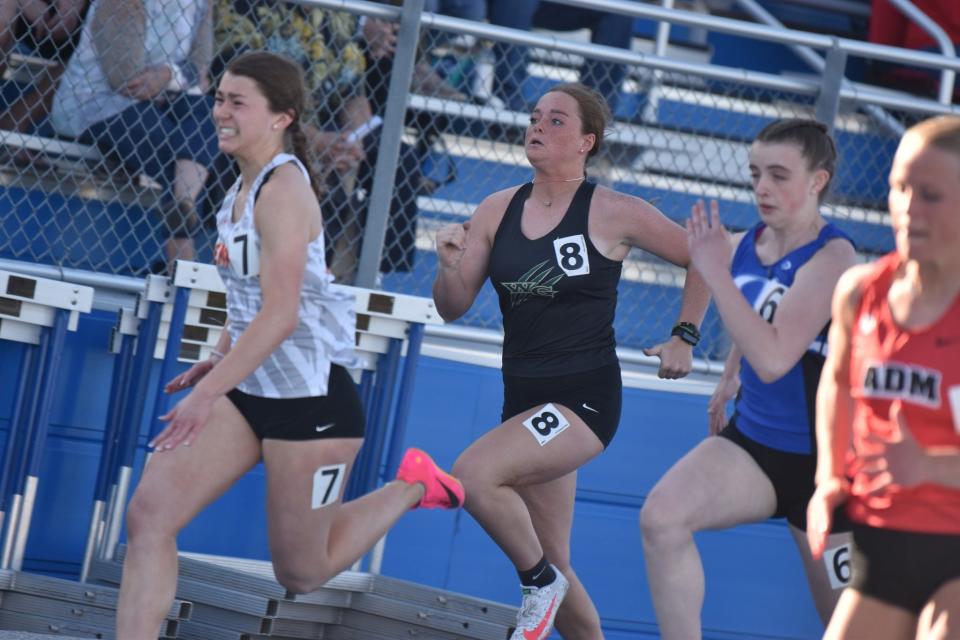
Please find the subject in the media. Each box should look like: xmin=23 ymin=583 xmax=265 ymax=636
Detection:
xmin=732 ymin=222 xmax=854 ymax=454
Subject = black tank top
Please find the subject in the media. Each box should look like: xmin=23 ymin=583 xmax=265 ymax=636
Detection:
xmin=488 ymin=181 xmax=622 ymax=376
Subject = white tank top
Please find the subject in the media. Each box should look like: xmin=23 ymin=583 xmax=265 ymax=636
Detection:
xmin=214 ymin=153 xmax=357 ymax=398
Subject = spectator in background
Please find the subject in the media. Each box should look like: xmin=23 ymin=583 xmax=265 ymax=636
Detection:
xmin=868 ymin=0 xmax=960 ymax=99
xmin=0 ymin=0 xmax=90 ymax=134
xmin=49 ymin=0 xmax=218 ymax=271
xmin=213 ymin=0 xmax=368 ymax=280
xmin=487 ymin=0 xmax=634 ymax=112
xmin=215 ymin=0 xmax=447 ymax=281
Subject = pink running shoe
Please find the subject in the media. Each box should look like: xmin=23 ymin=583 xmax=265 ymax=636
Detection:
xmin=396 ymin=448 xmax=465 ymax=509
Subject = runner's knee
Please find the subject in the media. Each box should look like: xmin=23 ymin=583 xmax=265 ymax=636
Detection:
xmin=125 ymin=490 xmax=178 ymax=542
xmin=639 ymin=487 xmax=691 ymax=546
xmin=273 ymin=560 xmax=332 ymax=595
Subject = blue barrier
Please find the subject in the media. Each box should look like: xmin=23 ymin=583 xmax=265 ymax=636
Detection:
xmin=0 ymin=271 xmax=93 ymax=571
xmin=89 ymin=262 xmax=445 ymax=575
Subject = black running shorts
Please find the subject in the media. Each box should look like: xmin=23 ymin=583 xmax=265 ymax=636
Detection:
xmin=502 ymin=363 xmax=622 ymax=448
xmin=850 ymin=523 xmax=960 ymax=614
xmin=226 ymin=365 xmax=364 ymax=441
xmin=719 ymin=418 xmax=851 ymax=532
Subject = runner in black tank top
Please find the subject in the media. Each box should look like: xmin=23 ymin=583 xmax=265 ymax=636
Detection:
xmin=491 ymin=180 xmax=620 ymax=377
xmin=433 ymin=83 xmax=711 ymax=640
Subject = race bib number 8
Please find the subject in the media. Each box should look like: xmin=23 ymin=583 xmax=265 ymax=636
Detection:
xmin=553 ymin=234 xmax=590 ymax=277
xmin=823 ymin=543 xmax=852 ymax=589
xmin=311 ymin=463 xmax=346 ymax=509
xmin=522 ymin=403 xmax=571 ymax=446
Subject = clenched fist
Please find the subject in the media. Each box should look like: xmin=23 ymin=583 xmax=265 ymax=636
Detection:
xmin=436 ymin=221 xmax=471 ymax=270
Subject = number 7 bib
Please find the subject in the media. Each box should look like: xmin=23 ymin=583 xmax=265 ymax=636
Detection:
xmin=228 ymin=232 xmax=260 ymax=277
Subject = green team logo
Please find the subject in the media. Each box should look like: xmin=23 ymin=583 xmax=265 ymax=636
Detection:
xmin=499 ymin=260 xmax=563 ymax=307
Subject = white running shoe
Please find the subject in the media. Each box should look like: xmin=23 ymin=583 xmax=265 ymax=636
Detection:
xmin=509 ymin=567 xmax=569 ymax=640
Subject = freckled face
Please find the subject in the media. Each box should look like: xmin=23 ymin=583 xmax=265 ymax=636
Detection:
xmin=749 ymin=141 xmax=824 ymax=224
xmin=525 ymin=91 xmax=590 ymax=166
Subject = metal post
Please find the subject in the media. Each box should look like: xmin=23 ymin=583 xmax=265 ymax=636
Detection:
xmin=733 ymin=0 xmax=904 ymax=137
xmin=0 ymin=347 xmax=37 ymax=539
xmin=355 ymin=0 xmax=426 ymax=288
xmin=101 ymin=299 xmax=163 ymax=561
xmin=362 ymin=338 xmax=402 ymax=494
xmin=345 ymin=338 xmax=402 ymax=502
xmin=888 ymin=0 xmax=955 ymax=104
xmin=382 ymin=323 xmax=425 ymax=480
xmin=0 ymin=495 xmax=22 ymax=569
xmin=103 ymin=465 xmax=132 ymax=562
xmin=148 ymin=286 xmax=190 ymax=442
xmin=642 ymin=0 xmax=675 ymax=125
xmin=82 ymin=328 xmax=135 ymax=581
xmin=815 ymin=44 xmax=847 ymax=136
xmin=11 ymin=309 xmax=70 ymax=570
xmin=1 ymin=330 xmax=50 ymax=569
xmin=359 ymin=369 xmax=375 ymax=411
xmin=655 ymin=0 xmax=674 ymax=58
xmin=370 ymin=323 xmax=426 ymax=576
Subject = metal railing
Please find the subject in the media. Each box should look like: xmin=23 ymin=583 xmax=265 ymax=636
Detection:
xmin=888 ymin=0 xmax=956 ymax=104
xmin=4 ymin=0 xmax=960 ymax=363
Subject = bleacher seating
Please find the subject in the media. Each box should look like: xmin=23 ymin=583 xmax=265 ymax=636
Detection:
xmin=2 ymin=57 xmax=898 ymax=360
xmin=0 ymin=3 xmax=949 ymax=638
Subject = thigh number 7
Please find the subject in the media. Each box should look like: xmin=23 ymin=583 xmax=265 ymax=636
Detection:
xmin=312 ymin=463 xmax=346 ymax=509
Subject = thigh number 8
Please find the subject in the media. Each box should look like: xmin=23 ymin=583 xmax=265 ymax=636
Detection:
xmin=522 ymin=403 xmax=571 ymax=446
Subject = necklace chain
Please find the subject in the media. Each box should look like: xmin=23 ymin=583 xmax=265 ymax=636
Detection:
xmin=531 ymin=176 xmax=585 ymax=207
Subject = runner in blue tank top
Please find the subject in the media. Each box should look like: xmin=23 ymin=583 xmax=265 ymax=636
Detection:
xmin=433 ymin=83 xmax=711 ymax=640
xmin=641 ymin=119 xmax=859 ymax=638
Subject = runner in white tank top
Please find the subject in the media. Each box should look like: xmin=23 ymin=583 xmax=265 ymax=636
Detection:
xmin=215 ymin=151 xmax=356 ymax=398
xmin=115 ymin=52 xmax=464 ymax=640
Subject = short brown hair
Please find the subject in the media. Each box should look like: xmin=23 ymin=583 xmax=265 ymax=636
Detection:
xmin=755 ymin=118 xmax=837 ymax=204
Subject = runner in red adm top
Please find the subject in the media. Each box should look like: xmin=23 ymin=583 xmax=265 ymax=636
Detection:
xmin=809 ymin=115 xmax=960 ymax=639
xmin=433 ymin=82 xmax=710 ymax=640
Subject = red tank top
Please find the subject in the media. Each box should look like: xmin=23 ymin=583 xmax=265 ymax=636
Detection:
xmin=847 ymin=253 xmax=960 ymax=534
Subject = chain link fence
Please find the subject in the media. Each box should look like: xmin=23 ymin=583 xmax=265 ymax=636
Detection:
xmin=0 ymin=0 xmax=950 ymax=360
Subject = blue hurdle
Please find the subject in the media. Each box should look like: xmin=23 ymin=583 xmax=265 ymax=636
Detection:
xmin=97 ymin=275 xmax=170 ymax=566
xmin=0 ymin=270 xmax=93 ymax=571
xmin=80 ymin=306 xmax=137 ymax=581
xmin=104 ymin=261 xmax=444 ymax=575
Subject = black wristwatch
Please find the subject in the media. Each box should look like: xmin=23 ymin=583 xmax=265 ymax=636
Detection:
xmin=671 ymin=321 xmax=700 ymax=347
